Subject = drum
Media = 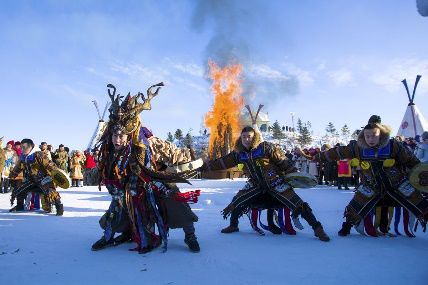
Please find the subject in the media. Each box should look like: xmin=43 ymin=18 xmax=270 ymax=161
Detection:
xmin=284 ymin=172 xmax=318 ymax=188
xmin=166 ymin=158 xmax=204 ymax=173
xmin=409 ymin=162 xmax=428 ymax=193
xmin=51 ymin=168 xmax=71 ymax=189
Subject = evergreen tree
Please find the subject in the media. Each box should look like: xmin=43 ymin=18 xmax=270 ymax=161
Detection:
xmin=183 ymin=132 xmax=193 ymax=147
xmin=297 ymin=118 xmax=303 ymax=133
xmin=341 ymin=124 xmax=351 ymax=142
xmin=174 ymin=129 xmax=184 ymax=141
xmin=166 ymin=132 xmax=174 ymax=142
xmin=297 ymin=124 xmax=313 ymax=147
xmin=272 ymin=120 xmax=285 ymax=139
xmin=325 ymin=122 xmax=336 ymax=134
xmin=351 ymin=129 xmax=361 ymax=140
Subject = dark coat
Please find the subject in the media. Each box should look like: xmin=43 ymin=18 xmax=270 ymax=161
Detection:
xmin=164 ymin=184 xmax=198 ymax=229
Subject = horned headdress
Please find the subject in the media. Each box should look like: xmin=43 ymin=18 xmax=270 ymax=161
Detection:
xmin=106 ymin=82 xmax=164 ymax=135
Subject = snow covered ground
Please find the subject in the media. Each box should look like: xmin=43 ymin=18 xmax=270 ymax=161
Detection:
xmin=1 ymin=179 xmax=427 ymax=285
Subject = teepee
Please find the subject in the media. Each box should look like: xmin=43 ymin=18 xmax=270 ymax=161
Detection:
xmin=244 ymin=104 xmax=265 ymax=142
xmin=397 ymin=75 xmax=428 ymax=138
xmin=87 ymin=100 xmax=110 ymax=150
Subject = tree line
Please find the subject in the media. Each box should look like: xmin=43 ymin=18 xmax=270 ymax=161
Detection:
xmin=271 ymin=119 xmax=359 ymax=147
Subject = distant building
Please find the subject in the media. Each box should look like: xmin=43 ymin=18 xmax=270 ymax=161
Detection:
xmin=241 ymin=111 xmax=271 ymax=132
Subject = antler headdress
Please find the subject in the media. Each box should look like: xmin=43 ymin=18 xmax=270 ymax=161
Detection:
xmin=106 ymin=82 xmax=164 ymax=134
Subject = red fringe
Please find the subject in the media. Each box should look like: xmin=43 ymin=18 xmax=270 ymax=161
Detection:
xmin=174 ymin=190 xmax=201 ymax=204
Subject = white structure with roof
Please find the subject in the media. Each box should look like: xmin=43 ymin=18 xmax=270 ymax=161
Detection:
xmin=397 ymin=75 xmax=428 ymax=138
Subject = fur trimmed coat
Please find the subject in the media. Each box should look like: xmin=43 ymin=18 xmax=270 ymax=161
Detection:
xmin=70 ymin=154 xmax=84 ymax=180
xmin=314 ymin=130 xmax=420 ymax=191
xmin=203 ymin=131 xmax=296 ymax=191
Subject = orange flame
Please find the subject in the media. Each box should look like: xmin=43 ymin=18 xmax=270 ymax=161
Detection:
xmin=205 ymin=61 xmax=244 ymax=159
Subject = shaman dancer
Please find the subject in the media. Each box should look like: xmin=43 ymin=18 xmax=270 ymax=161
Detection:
xmin=201 ymin=126 xmax=330 ymax=242
xmin=9 ymin=139 xmax=64 ymax=215
xmin=91 ymin=83 xmax=200 ymax=253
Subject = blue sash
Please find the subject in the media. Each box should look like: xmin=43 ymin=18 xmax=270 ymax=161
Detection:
xmin=239 ymin=144 xmax=264 ymax=162
xmin=361 ymin=140 xmax=392 ymax=160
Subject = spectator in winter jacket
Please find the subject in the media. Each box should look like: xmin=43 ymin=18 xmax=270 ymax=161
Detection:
xmin=2 ymin=140 xmax=18 ymax=193
xmin=70 ymin=150 xmax=85 ymax=187
xmin=415 ymin=131 xmax=428 ymax=163
xmin=84 ymin=150 xmax=97 ymax=170
xmin=337 ymin=159 xmax=351 ymax=190
xmin=307 ymin=148 xmax=319 ymax=180
xmin=14 ymin=141 xmax=22 ymax=156
xmin=0 ymin=137 xmax=5 ymax=183
xmin=54 ymin=144 xmax=69 ymax=172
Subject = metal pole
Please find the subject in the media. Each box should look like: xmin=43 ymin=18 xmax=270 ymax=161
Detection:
xmin=290 ymin=112 xmax=295 ymax=132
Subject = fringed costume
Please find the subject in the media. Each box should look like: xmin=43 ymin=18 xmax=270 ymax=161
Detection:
xmin=92 ymin=83 xmax=200 ymax=253
xmin=202 ymin=128 xmax=330 ymax=241
xmin=9 ymin=146 xmax=64 ymax=215
xmin=312 ymin=115 xmax=428 ymax=237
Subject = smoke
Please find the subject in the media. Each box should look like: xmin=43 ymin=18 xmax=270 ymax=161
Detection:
xmin=190 ymin=0 xmax=299 ymax=105
xmin=417 ymin=0 xmax=428 ymax=16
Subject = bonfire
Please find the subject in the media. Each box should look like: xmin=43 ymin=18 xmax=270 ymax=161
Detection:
xmin=205 ymin=61 xmax=244 ymax=159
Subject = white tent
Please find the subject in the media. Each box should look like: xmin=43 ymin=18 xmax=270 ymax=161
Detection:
xmin=87 ymin=120 xmax=108 ymax=150
xmin=242 ymin=105 xmax=270 ymax=133
xmin=397 ymin=75 xmax=428 ymax=138
xmin=87 ymin=100 xmax=109 ymax=150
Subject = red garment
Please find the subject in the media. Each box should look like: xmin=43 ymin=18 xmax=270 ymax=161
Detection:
xmin=338 ymin=159 xmax=352 ymax=177
xmin=13 ymin=141 xmax=22 ymax=156
xmin=14 ymin=148 xmax=22 ymax=156
xmin=85 ymin=153 xmax=97 ymax=169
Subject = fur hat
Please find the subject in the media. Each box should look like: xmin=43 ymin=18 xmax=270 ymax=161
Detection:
xmin=363 ymin=115 xmax=392 ymax=134
xmin=321 ymin=144 xmax=331 ymax=151
xmin=357 ymin=115 xmax=392 ymax=148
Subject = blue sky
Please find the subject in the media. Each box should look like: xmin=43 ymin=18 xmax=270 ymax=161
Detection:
xmin=1 ymin=0 xmax=427 ymax=150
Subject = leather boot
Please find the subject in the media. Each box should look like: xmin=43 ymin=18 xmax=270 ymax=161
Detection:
xmin=113 ymin=232 xmax=132 ymax=245
xmin=338 ymin=221 xmax=352 ymax=236
xmin=55 ymin=201 xmax=64 ymax=216
xmin=314 ymin=225 xmax=330 ymax=242
xmin=91 ymin=236 xmax=114 ymax=251
xmin=221 ymin=225 xmax=239 ymax=233
xmin=299 ymin=202 xmax=330 ymax=241
xmin=184 ymin=233 xmax=200 ymax=252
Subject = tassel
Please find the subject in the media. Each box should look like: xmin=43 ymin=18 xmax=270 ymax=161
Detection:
xmin=258 ymin=209 xmax=270 ymax=231
xmin=147 ymin=187 xmax=168 ymax=252
xmin=277 ymin=208 xmax=289 ymax=234
xmin=379 ymin=206 xmax=389 ymax=234
xmin=374 ymin=207 xmax=381 ymax=231
xmin=174 ymin=190 xmax=201 ymax=204
xmin=387 ymin=207 xmax=394 ymax=232
xmin=403 ymin=209 xmax=415 ymax=237
xmin=394 ymin=207 xmax=401 ymax=235
xmin=355 ymin=221 xmax=366 ymax=236
xmin=248 ymin=208 xmax=265 ymax=236
xmin=364 ymin=213 xmax=377 ymax=237
xmin=408 ymin=213 xmax=417 ymax=237
xmin=283 ymin=208 xmax=297 ymax=235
